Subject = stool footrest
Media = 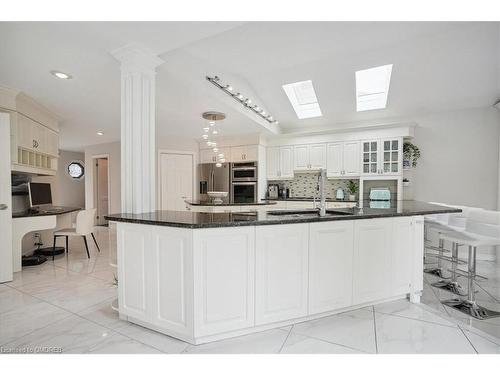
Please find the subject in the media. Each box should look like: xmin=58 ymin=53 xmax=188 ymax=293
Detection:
xmin=431 ymin=280 xmax=467 ymax=296
xmin=442 ymin=298 xmax=500 ymax=320
xmin=424 ymin=245 xmax=451 ymax=253
xmin=447 ymin=268 xmax=488 ymax=281
xmin=435 ymin=255 xmax=467 ymax=265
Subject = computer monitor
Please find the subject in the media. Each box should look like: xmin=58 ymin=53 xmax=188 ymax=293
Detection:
xmin=28 ymin=182 xmax=52 ymax=208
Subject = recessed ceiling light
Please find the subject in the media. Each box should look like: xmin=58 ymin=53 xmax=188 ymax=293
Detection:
xmin=50 ymin=70 xmax=72 ymax=80
xmin=282 ymin=80 xmax=322 ymax=119
xmin=97 ymin=131 xmax=104 ymax=136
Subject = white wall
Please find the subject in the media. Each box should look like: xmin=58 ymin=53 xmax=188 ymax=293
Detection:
xmin=32 ymin=150 xmax=85 ymax=208
xmin=84 ymin=141 xmax=121 ymax=214
xmin=411 ymin=107 xmax=500 ymax=209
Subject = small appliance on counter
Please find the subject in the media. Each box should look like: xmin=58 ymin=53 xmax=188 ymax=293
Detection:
xmin=369 ymin=188 xmax=391 ymax=209
xmin=268 ymin=184 xmax=279 ymax=199
xmin=335 ymin=188 xmax=345 ymax=200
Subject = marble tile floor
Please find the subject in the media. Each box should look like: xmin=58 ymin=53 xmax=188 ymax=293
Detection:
xmin=1 ymin=227 xmax=500 ymax=354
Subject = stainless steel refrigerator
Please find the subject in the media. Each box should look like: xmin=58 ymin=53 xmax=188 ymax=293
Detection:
xmin=199 ymin=163 xmax=230 ymax=202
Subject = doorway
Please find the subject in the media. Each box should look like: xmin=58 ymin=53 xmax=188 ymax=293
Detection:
xmin=93 ymin=156 xmax=109 ymax=226
xmin=0 ymin=112 xmax=13 ymax=283
xmin=158 ymin=151 xmax=194 ymax=211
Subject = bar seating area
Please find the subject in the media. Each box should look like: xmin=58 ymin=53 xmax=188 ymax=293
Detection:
xmin=424 ymin=204 xmax=500 ymax=320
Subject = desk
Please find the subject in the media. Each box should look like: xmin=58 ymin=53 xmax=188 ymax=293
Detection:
xmin=12 ymin=207 xmax=80 ymax=272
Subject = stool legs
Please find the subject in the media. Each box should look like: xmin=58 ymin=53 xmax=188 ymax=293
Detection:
xmin=424 ymin=237 xmax=449 ymax=278
xmin=443 ymin=245 xmax=500 ymax=320
xmin=91 ymin=233 xmax=101 ymax=252
xmin=431 ymin=241 xmax=467 ymax=296
xmin=82 ymin=236 xmax=90 ymax=259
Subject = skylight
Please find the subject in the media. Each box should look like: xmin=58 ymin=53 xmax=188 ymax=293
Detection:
xmin=282 ymin=80 xmax=322 ymax=119
xmin=355 ymin=64 xmax=393 ymax=112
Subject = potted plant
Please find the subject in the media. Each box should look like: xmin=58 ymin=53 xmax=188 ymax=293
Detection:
xmin=347 ymin=180 xmax=358 ymax=201
xmin=403 ymin=141 xmax=421 ymax=169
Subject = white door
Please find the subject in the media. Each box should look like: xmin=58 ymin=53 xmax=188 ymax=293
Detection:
xmin=343 ymin=141 xmax=360 ymax=176
xmin=279 ymin=146 xmax=294 ymax=178
xmin=309 ymin=221 xmax=354 ymax=314
xmin=255 ymin=223 xmax=309 ymax=324
xmin=159 ymin=153 xmax=193 ymax=211
xmin=0 ymin=113 xmax=13 ymax=283
xmin=193 ymin=227 xmax=255 ymax=336
xmin=293 ymin=145 xmax=309 ymax=171
xmin=352 ymin=218 xmax=393 ymax=304
xmin=327 ymin=142 xmax=343 ymax=177
xmin=266 ymin=147 xmax=280 ymax=179
xmin=309 ymin=143 xmax=327 ymax=169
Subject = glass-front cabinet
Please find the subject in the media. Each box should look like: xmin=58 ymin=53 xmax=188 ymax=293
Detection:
xmin=361 ymin=138 xmax=402 ymax=176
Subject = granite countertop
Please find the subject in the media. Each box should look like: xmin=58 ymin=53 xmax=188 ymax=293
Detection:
xmin=12 ymin=206 xmax=81 ymax=218
xmin=264 ymin=197 xmax=357 ymax=203
xmin=105 ymin=200 xmax=461 ymax=229
xmin=185 ymin=200 xmax=277 ymax=206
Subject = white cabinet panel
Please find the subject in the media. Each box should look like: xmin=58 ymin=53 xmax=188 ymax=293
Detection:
xmin=266 ymin=146 xmax=280 ymax=179
xmin=352 ymin=218 xmax=393 ymax=304
xmin=280 ymin=146 xmax=294 ymax=178
xmin=361 ymin=138 xmax=402 ymax=176
xmin=200 ymin=148 xmax=218 ymax=163
xmin=293 ymin=145 xmax=309 ymax=171
xmin=327 ymin=142 xmax=343 ymax=178
xmin=231 ymin=145 xmax=258 ymax=162
xmin=117 ymin=223 xmax=151 ymax=322
xmin=45 ymin=129 xmax=59 ymax=157
xmin=151 ymin=227 xmax=193 ymax=336
xmin=343 ymin=141 xmax=360 ymax=176
xmin=309 ymin=144 xmax=327 ymax=169
xmin=193 ymin=227 xmax=255 ymax=336
xmin=391 ymin=217 xmax=412 ymax=296
xmin=256 ymin=224 xmax=309 ymax=324
xmin=309 ymin=221 xmax=354 ymax=314
xmin=17 ymin=114 xmax=35 ymax=150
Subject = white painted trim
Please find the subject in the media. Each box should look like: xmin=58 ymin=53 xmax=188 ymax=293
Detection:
xmin=157 ymin=149 xmax=197 ymax=210
xmin=91 ymin=154 xmax=111 ymax=225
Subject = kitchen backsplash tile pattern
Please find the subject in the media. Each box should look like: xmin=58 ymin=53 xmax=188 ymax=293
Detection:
xmin=269 ymin=173 xmax=359 ymax=199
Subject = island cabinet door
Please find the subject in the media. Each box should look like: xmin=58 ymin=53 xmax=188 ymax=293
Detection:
xmin=255 ymin=223 xmax=309 ymax=325
xmin=150 ymin=226 xmax=194 ymax=338
xmin=192 ymin=227 xmax=255 ymax=337
xmin=352 ymin=218 xmax=393 ymax=305
xmin=308 ymin=221 xmax=354 ymax=315
xmin=117 ymin=223 xmax=153 ymax=323
xmin=390 ymin=217 xmax=413 ymax=296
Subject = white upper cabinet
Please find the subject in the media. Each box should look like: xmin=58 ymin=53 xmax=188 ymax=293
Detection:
xmin=327 ymin=141 xmax=360 ymax=178
xmin=230 ymin=145 xmax=258 ymax=162
xmin=200 ymin=147 xmax=230 ymax=164
xmin=326 ymin=142 xmax=343 ymax=178
xmin=309 ymin=144 xmax=327 ymax=169
xmin=293 ymin=145 xmax=309 ymax=171
xmin=361 ymin=137 xmax=402 ymax=176
xmin=279 ymin=146 xmax=294 ymax=178
xmin=343 ymin=141 xmax=360 ymax=176
xmin=266 ymin=146 xmax=294 ymax=179
xmin=293 ymin=143 xmax=326 ymax=171
xmin=266 ymin=147 xmax=280 ymax=179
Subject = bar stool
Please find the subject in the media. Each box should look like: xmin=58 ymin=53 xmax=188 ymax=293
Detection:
xmin=438 ymin=209 xmax=500 ymax=320
xmin=423 ymin=203 xmax=470 ymax=280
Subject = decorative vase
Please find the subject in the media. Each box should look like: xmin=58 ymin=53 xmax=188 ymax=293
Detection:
xmin=349 ymin=194 xmax=356 ymax=201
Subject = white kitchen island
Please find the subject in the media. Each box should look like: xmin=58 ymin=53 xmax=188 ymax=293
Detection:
xmin=106 ymin=201 xmax=459 ymax=345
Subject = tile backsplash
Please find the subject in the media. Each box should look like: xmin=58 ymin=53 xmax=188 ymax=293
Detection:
xmin=269 ymin=173 xmax=359 ymax=199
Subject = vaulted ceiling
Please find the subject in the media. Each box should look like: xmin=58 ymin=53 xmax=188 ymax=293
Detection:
xmin=0 ymin=21 xmax=498 ymax=151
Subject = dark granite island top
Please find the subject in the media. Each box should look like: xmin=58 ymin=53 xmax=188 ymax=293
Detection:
xmin=185 ymin=200 xmax=277 ymax=206
xmin=105 ymin=200 xmax=461 ymax=229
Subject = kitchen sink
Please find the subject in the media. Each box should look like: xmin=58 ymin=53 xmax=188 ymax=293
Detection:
xmin=267 ymin=209 xmax=353 ymax=217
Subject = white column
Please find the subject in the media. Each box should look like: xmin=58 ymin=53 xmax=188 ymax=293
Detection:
xmin=112 ymin=44 xmax=164 ymax=213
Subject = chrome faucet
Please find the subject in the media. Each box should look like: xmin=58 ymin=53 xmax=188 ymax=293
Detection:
xmin=317 ymin=168 xmax=327 ymax=217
